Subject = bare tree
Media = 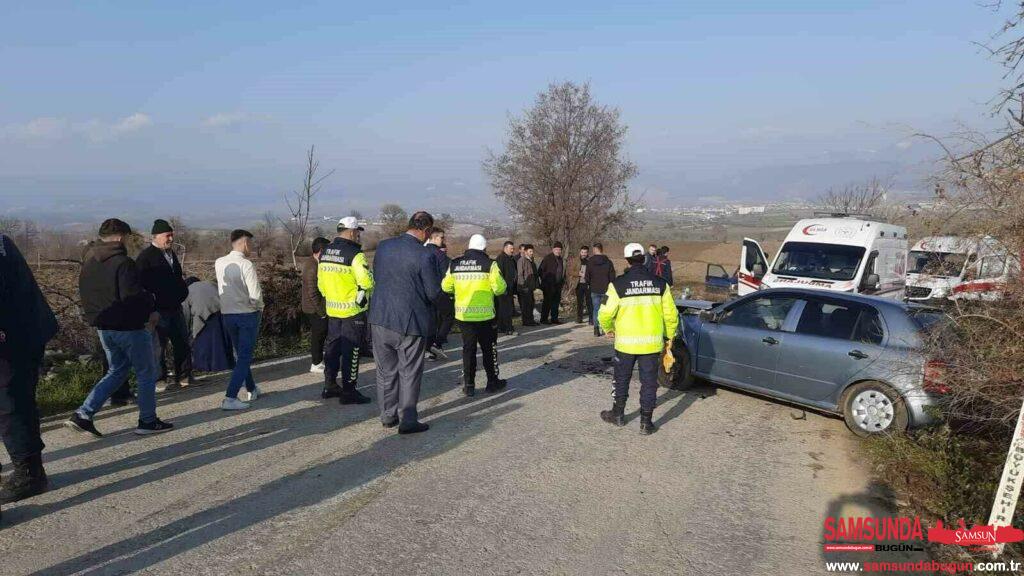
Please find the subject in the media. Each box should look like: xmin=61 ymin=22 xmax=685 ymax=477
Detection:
xmin=168 ymin=216 xmax=198 ymax=266
xmin=348 ymin=209 xmax=364 ymax=220
xmin=0 ymin=217 xmax=21 ymax=236
xmin=279 ymin=145 xmax=334 ymax=268
xmin=379 ymin=203 xmax=408 ymax=237
xmin=434 ymin=212 xmax=455 ymax=233
xmin=254 ymin=211 xmax=278 ymax=258
xmin=816 ymin=176 xmax=892 ymax=217
xmin=484 ymin=81 xmax=639 ymax=255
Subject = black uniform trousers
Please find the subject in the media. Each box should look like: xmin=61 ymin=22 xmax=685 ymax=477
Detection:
xmin=433 ymin=293 xmax=455 ymax=347
xmin=307 ymin=313 xmax=328 ymax=366
xmin=495 ymin=292 xmax=515 ymax=333
xmin=612 ymin=351 xmax=660 ymax=412
xmin=518 ymin=289 xmax=537 ymax=325
xmin=324 ymin=313 xmax=366 ymax=391
xmin=460 ymin=319 xmax=499 ymax=386
xmin=540 ymin=284 xmax=563 ymax=323
xmin=575 ymin=282 xmax=592 ymax=322
xmin=0 ymin=357 xmax=44 ymax=462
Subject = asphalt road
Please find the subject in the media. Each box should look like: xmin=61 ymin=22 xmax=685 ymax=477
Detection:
xmin=1 ymin=323 xmax=895 ymax=575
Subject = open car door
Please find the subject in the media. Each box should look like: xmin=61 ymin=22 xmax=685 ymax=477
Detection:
xmin=705 ymin=263 xmax=735 ymax=294
xmin=738 ymin=237 xmax=770 ymax=296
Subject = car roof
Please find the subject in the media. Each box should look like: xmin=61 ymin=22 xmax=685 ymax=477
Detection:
xmin=752 ymin=287 xmax=914 ymax=311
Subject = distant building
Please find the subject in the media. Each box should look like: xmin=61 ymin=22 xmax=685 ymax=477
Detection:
xmin=736 ymin=205 xmax=766 ymax=215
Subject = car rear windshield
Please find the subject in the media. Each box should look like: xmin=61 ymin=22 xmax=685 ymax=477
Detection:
xmin=908 ymin=251 xmax=968 ymax=277
xmin=771 ymin=242 xmax=866 ymax=281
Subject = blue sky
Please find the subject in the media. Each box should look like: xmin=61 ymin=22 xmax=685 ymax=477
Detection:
xmin=0 ymin=1 xmax=1012 ymax=225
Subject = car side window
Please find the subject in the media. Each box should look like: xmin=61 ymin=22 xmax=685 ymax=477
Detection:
xmin=852 ymin=308 xmax=885 ymax=345
xmin=978 ymin=256 xmax=1007 ymax=279
xmin=720 ymin=297 xmax=796 ymax=331
xmin=795 ymin=299 xmax=884 ymax=344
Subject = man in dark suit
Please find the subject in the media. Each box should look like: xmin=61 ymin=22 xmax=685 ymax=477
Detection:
xmin=368 ymin=211 xmax=441 ymax=435
xmin=495 ymin=241 xmax=518 ymax=336
xmin=538 ymin=242 xmax=566 ymax=324
xmin=136 ymin=219 xmax=192 ymax=388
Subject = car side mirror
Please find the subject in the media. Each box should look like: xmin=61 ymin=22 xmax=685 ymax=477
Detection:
xmin=699 ymin=310 xmax=718 ymax=323
xmin=861 ymin=273 xmax=880 ymax=290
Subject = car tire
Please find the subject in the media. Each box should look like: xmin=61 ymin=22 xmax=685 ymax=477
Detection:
xmin=841 ymin=381 xmax=909 ymax=438
xmin=659 ymin=342 xmax=695 ymax=390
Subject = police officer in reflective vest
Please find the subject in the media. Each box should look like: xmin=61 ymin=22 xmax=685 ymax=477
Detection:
xmin=597 ymin=242 xmax=679 ymax=435
xmin=441 ymin=234 xmax=508 ymax=397
xmin=318 ymin=217 xmax=374 ymax=405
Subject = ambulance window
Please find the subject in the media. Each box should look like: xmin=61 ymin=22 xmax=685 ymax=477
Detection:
xmin=979 ymin=256 xmax=1006 ymax=279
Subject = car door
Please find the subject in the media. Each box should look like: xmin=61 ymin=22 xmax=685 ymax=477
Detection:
xmin=738 ymin=238 xmax=770 ymax=296
xmin=696 ymin=294 xmax=799 ymax=390
xmin=705 ymin=263 xmax=734 ymax=293
xmin=772 ymin=296 xmax=885 ymax=402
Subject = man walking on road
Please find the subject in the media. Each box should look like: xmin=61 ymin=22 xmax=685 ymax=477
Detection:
xmin=538 ymin=242 xmax=566 ymax=324
xmin=136 ymin=219 xmax=192 ymax=389
xmin=424 ymin=227 xmax=452 ymax=361
xmin=442 ymin=234 xmax=508 ymax=397
xmin=597 ymin=243 xmax=678 ymax=435
xmin=368 ymin=211 xmax=440 ymax=435
xmin=584 ymin=242 xmax=616 ymax=337
xmin=318 ymin=218 xmax=374 ymax=405
xmin=0 ymin=234 xmax=58 ymax=510
xmin=495 ymin=241 xmax=517 ymax=336
xmin=67 ymin=219 xmax=174 ymax=437
xmin=516 ymin=244 xmax=539 ymax=326
xmin=302 ymin=237 xmax=330 ymax=374
xmin=215 ymin=229 xmax=264 ymax=411
xmin=575 ymin=245 xmax=592 ymax=324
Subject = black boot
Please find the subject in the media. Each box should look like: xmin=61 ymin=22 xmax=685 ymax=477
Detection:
xmin=0 ymin=454 xmax=48 ymax=504
xmin=600 ymin=399 xmax=626 ymax=427
xmin=321 ymin=385 xmax=342 ymax=399
xmin=339 ymin=387 xmax=372 ymax=405
xmin=485 ymin=379 xmax=507 ymax=393
xmin=462 ymin=379 xmax=476 ymax=397
xmin=640 ymin=410 xmax=658 ymax=435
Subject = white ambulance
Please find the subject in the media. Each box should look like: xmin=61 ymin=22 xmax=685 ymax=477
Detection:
xmin=737 ymin=216 xmax=908 ymax=298
xmin=905 ymin=235 xmax=1020 ymax=302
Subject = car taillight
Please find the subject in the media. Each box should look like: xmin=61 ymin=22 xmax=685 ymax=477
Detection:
xmin=923 ymin=359 xmax=949 ymax=394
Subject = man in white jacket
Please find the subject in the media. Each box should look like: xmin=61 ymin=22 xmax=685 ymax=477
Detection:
xmin=214 ymin=229 xmax=264 ymax=410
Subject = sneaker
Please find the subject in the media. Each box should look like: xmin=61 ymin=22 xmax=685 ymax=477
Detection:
xmin=65 ymin=413 xmax=103 ymax=438
xmin=382 ymin=417 xmax=400 ymax=428
xmin=428 ymin=344 xmax=448 ymax=360
xmin=310 ymin=363 xmax=325 ymax=374
xmin=426 ymin=352 xmax=439 ymax=362
xmin=163 ymin=381 xmax=183 ymax=392
xmin=221 ymin=397 xmax=251 ymax=411
xmin=321 ymin=386 xmax=342 ymax=399
xmin=135 ymin=418 xmax=174 ymax=435
xmin=245 ymin=386 xmax=262 ymax=402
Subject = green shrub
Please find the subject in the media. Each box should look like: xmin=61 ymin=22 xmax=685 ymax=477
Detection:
xmin=36 ymin=360 xmax=105 ymax=417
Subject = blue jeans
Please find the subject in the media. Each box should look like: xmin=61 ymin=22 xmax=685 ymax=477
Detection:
xmin=79 ymin=329 xmax=158 ymax=423
xmin=223 ymin=312 xmax=259 ymax=399
xmin=591 ymin=292 xmax=605 ymax=330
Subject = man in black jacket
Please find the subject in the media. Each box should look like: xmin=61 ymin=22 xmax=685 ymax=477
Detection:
xmin=424 ymin=227 xmax=451 ymax=361
xmin=0 ymin=235 xmax=58 ymax=512
xmin=538 ymin=242 xmax=566 ymax=324
xmin=66 ymin=219 xmax=173 ymax=438
xmin=584 ymin=242 xmax=616 ymax=336
xmin=137 ymin=219 xmax=192 ymax=388
xmin=575 ymin=245 xmax=592 ymax=324
xmin=495 ymin=241 xmax=517 ymax=336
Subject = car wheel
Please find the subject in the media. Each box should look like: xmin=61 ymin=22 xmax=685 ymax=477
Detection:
xmin=841 ymin=381 xmax=909 ymax=437
xmin=659 ymin=342 xmax=695 ymax=390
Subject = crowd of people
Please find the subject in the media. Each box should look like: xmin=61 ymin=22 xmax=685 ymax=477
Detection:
xmin=0 ymin=210 xmax=679 ymax=522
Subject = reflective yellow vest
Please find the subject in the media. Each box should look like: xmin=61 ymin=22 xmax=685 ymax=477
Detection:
xmin=597 ymin=265 xmax=679 ymax=354
xmin=441 ymin=249 xmax=507 ymax=322
xmin=318 ymin=237 xmax=374 ymax=319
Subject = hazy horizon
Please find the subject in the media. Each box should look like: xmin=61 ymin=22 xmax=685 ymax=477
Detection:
xmin=1 ymin=1 xmax=1011 ymax=226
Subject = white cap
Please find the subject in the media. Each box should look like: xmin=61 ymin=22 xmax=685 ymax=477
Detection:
xmin=337 ymin=216 xmax=364 ymax=231
xmin=624 ymin=242 xmax=644 ymax=258
xmin=468 ymin=234 xmax=487 ymax=251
